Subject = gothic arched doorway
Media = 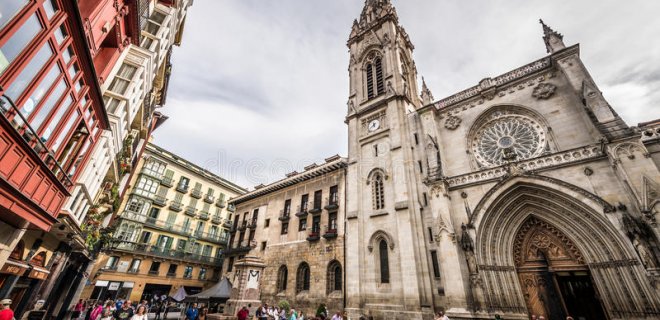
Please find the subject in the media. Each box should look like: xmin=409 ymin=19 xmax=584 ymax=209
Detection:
xmin=514 ymin=217 xmax=607 ymax=320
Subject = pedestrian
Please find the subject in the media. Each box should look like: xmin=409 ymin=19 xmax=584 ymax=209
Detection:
xmin=114 ymin=300 xmax=134 ymax=320
xmin=154 ymin=303 xmax=162 ymax=320
xmin=185 ymin=303 xmax=199 ymax=320
xmin=494 ymin=315 xmax=502 ymax=320
xmin=436 ymin=311 xmax=449 ymax=320
xmin=198 ymin=308 xmax=208 ymax=320
xmin=257 ymin=304 xmax=268 ymax=320
xmin=237 ymin=306 xmax=249 ymax=320
xmin=100 ymin=301 xmax=114 ymax=320
xmin=315 ymin=305 xmax=327 ymax=320
xmin=90 ymin=302 xmax=104 ymax=320
xmin=289 ymin=308 xmax=297 ymax=320
xmin=72 ymin=299 xmax=84 ymax=320
xmin=0 ymin=299 xmax=14 ymax=320
xmin=298 ymin=311 xmax=304 ymax=320
xmin=163 ymin=303 xmax=169 ymax=320
xmin=130 ymin=305 xmax=148 ymax=320
xmin=331 ymin=312 xmax=341 ymax=320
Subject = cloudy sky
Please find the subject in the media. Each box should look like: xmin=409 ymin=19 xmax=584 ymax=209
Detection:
xmin=154 ymin=0 xmax=660 ymax=189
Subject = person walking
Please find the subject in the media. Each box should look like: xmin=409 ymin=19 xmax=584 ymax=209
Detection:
xmin=114 ymin=301 xmax=134 ymax=320
xmin=162 ymin=303 xmax=169 ymax=320
xmin=198 ymin=308 xmax=208 ymax=320
xmin=72 ymin=299 xmax=85 ymax=320
xmin=130 ymin=306 xmax=148 ymax=320
xmin=100 ymin=301 xmax=114 ymax=320
xmin=153 ymin=303 xmax=162 ymax=320
xmin=185 ymin=303 xmax=199 ymax=320
xmin=90 ymin=302 xmax=104 ymax=320
xmin=0 ymin=299 xmax=14 ymax=320
xmin=237 ymin=306 xmax=249 ymax=320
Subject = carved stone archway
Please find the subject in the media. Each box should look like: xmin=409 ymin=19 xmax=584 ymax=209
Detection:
xmin=513 ymin=217 xmax=607 ymax=320
xmin=470 ymin=177 xmax=660 ymax=319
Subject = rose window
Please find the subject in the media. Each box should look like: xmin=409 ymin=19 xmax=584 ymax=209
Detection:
xmin=472 ymin=113 xmax=546 ymax=167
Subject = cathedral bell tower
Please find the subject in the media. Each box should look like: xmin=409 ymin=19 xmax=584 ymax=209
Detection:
xmin=344 ymin=1 xmax=435 ymax=319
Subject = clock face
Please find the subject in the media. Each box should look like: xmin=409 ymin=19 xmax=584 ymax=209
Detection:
xmin=368 ymin=119 xmax=380 ymax=132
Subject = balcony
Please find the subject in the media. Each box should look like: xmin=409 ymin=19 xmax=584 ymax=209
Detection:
xmin=0 ymin=95 xmax=72 ymax=231
xmin=224 ymin=240 xmax=256 ymax=255
xmin=224 ymin=220 xmax=233 ymax=229
xmin=183 ymin=274 xmax=192 ymax=279
xmin=176 ymin=183 xmax=189 ymax=193
xmin=121 ymin=210 xmax=147 ymax=223
xmin=229 ymin=223 xmax=237 ymax=234
xmin=211 ymin=215 xmax=222 ymax=224
xmin=204 ymin=194 xmax=215 ymax=204
xmin=237 ymin=220 xmax=248 ymax=231
xmin=199 ymin=212 xmax=210 ymax=221
xmin=227 ymin=204 xmax=236 ymax=212
xmin=324 ymin=194 xmax=339 ymax=211
xmin=166 ymin=272 xmax=176 ymax=278
xmin=127 ymin=268 xmax=139 ymax=274
xmin=160 ymin=177 xmax=174 ymax=188
xmin=306 ymin=231 xmax=320 ymax=242
xmin=190 ymin=188 xmax=202 ymax=199
xmin=295 ymin=204 xmax=309 ymax=218
xmin=184 ymin=206 xmax=197 ymax=217
xmin=278 ymin=210 xmax=290 ymax=221
xmin=112 ymin=241 xmax=223 ymax=265
xmin=309 ymin=202 xmax=322 ymax=215
xmin=152 ymin=195 xmax=167 ymax=207
xmin=248 ymin=219 xmax=257 ymax=229
xmin=215 ymin=199 xmax=226 ymax=208
xmin=102 ymin=265 xmax=118 ymax=272
xmin=169 ymin=201 xmax=183 ymax=212
xmin=148 ymin=270 xmax=159 ymax=276
xmin=323 ymin=227 xmax=338 ymax=239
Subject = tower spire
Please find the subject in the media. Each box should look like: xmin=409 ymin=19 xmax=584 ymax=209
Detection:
xmin=349 ymin=0 xmax=398 ymax=43
xmin=539 ymin=19 xmax=565 ymax=53
xmin=420 ymin=77 xmax=434 ymax=105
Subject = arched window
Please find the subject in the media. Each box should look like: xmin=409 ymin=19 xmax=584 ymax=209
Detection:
xmin=277 ymin=265 xmax=288 ymax=292
xmin=327 ymin=260 xmax=342 ymax=293
xmin=296 ymin=262 xmax=311 ymax=293
xmin=379 ymin=240 xmax=390 ymax=283
xmin=372 ymin=172 xmax=385 ymax=210
xmin=365 ymin=54 xmax=385 ymax=99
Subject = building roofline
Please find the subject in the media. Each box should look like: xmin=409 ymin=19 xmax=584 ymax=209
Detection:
xmin=146 ymin=143 xmax=247 ymax=194
xmin=230 ymin=155 xmax=347 ymax=205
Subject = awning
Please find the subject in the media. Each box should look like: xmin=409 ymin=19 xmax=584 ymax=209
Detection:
xmin=185 ymin=277 xmax=232 ymax=301
xmin=171 ymin=286 xmax=187 ymax=302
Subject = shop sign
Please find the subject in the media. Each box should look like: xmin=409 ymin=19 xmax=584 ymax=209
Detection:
xmin=28 ymin=268 xmax=49 ymax=280
xmin=0 ymin=263 xmax=26 ymax=275
xmin=95 ymin=280 xmax=109 ymax=287
xmin=108 ymin=282 xmax=121 ymax=290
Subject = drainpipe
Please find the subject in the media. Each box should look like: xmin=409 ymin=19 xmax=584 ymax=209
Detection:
xmin=342 ymin=165 xmax=347 ymax=313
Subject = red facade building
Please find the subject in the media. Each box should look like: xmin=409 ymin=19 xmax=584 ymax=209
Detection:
xmin=0 ymin=0 xmax=109 ymax=308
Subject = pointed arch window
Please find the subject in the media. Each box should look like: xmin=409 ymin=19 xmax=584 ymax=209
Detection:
xmin=277 ymin=265 xmax=288 ymax=292
xmin=372 ymin=171 xmax=385 ymax=210
xmin=365 ymin=54 xmax=385 ymax=99
xmin=296 ymin=262 xmax=311 ymax=293
xmin=379 ymin=239 xmax=390 ymax=283
xmin=327 ymin=260 xmax=342 ymax=293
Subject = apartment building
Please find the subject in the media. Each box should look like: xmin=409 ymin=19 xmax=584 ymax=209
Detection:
xmin=223 ymin=156 xmax=346 ymax=313
xmin=82 ymin=143 xmax=245 ymax=301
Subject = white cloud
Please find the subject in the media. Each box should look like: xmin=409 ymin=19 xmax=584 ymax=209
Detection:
xmin=157 ymin=0 xmax=660 ymax=188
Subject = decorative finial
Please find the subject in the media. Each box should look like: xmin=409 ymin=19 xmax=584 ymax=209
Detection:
xmin=420 ymin=76 xmax=434 ymax=105
xmin=539 ymin=19 xmax=565 ymax=53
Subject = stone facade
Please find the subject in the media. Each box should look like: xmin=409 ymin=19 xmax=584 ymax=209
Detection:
xmin=224 ymin=156 xmax=346 ymax=315
xmin=343 ymin=1 xmax=660 ymax=319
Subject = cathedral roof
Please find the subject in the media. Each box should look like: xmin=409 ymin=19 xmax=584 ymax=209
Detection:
xmin=348 ymin=0 xmax=398 ymax=44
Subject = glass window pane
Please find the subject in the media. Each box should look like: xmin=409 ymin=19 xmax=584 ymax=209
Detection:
xmin=30 ymin=78 xmax=66 ymax=130
xmin=0 ymin=14 xmax=43 ymax=76
xmin=43 ymin=0 xmax=58 ymax=20
xmin=54 ymin=25 xmax=67 ymax=45
xmin=62 ymin=46 xmax=73 ymax=65
xmin=19 ymin=63 xmax=60 ymax=117
xmin=41 ymin=94 xmax=73 ymax=142
xmin=4 ymin=44 xmax=53 ymax=101
xmin=51 ymin=111 xmax=79 ymax=151
xmin=68 ymin=63 xmax=79 ymax=79
xmin=109 ymin=78 xmax=129 ymax=94
xmin=0 ymin=1 xmax=30 ymax=30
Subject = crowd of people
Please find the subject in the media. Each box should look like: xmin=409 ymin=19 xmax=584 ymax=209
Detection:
xmin=69 ymin=298 xmax=182 ymax=320
xmin=240 ymin=303 xmax=344 ymax=320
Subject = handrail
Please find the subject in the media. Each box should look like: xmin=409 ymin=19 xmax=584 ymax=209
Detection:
xmin=0 ymin=89 xmax=72 ymax=188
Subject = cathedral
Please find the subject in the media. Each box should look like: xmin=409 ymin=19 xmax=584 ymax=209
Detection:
xmin=342 ymin=0 xmax=660 ymax=319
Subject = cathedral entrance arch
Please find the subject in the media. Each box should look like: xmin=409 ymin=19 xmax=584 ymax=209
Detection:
xmin=469 ymin=176 xmax=660 ymax=319
xmin=514 ymin=217 xmax=606 ymax=320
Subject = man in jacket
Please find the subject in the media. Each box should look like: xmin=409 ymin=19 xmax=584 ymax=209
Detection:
xmin=185 ymin=303 xmax=199 ymax=320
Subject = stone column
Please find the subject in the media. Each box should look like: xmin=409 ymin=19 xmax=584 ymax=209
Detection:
xmin=225 ymin=256 xmax=266 ymax=318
